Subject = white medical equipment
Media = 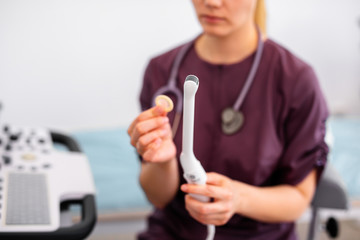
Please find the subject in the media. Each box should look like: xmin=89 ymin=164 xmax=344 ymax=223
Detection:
xmin=0 ymin=123 xmax=97 ymax=240
xmin=180 ymin=75 xmax=215 ymax=240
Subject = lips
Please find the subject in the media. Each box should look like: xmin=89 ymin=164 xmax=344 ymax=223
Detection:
xmin=200 ymin=14 xmax=225 ymax=24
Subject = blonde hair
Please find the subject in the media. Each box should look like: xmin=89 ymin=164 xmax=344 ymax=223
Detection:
xmin=254 ymin=0 xmax=266 ymax=36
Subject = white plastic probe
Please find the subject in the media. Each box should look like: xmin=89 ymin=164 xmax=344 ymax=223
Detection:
xmin=180 ymin=75 xmax=215 ymax=240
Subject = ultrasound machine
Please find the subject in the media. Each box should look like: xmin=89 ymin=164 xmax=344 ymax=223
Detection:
xmin=0 ymin=103 xmax=97 ymax=240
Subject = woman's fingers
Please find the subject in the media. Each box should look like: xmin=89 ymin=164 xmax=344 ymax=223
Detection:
xmin=206 ymin=172 xmax=227 ymax=185
xmin=126 ymin=103 xmax=177 ymax=163
xmin=142 ymin=138 xmax=176 ymax=162
xmin=185 ymin=195 xmax=228 ymax=214
xmin=131 ymin=116 xmax=169 ymax=146
xmin=136 ymin=126 xmax=167 ymax=155
xmin=127 ymin=105 xmax=166 ymax=139
xmin=184 ymin=195 xmax=233 ymax=226
xmin=181 ymin=182 xmax=233 ymax=201
xmin=182 ymin=172 xmax=238 ymax=225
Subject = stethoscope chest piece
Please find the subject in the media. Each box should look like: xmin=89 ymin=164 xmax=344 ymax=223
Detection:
xmin=221 ymin=107 xmax=244 ymax=135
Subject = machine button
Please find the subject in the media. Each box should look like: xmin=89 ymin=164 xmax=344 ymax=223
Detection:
xmin=43 ymin=163 xmax=51 ymax=169
xmin=2 ymin=155 xmax=11 ymax=165
xmin=3 ymin=125 xmax=9 ymax=133
xmin=5 ymin=144 xmax=11 ymax=151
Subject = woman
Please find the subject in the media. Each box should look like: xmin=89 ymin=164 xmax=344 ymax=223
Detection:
xmin=128 ymin=0 xmax=329 ymax=239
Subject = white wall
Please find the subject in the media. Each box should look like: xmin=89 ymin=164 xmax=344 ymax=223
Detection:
xmin=267 ymin=0 xmax=360 ymax=116
xmin=0 ymin=0 xmax=200 ymax=131
xmin=0 ymin=0 xmax=359 ymax=131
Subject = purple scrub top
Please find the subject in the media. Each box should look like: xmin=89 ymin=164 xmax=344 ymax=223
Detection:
xmin=137 ymin=38 xmax=329 ymax=240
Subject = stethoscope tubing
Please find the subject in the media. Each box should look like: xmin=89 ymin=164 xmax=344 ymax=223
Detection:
xmin=233 ymin=30 xmax=264 ymax=110
xmin=152 ymin=26 xmax=263 ymax=135
xmin=151 ymin=41 xmax=193 ymax=115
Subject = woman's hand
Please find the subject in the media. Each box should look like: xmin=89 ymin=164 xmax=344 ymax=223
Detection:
xmin=127 ymin=105 xmax=176 ymax=163
xmin=181 ymin=170 xmax=317 ymax=224
xmin=181 ymin=172 xmax=241 ymax=226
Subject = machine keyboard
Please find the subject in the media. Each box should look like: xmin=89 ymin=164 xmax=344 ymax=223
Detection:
xmin=6 ymin=173 xmax=50 ymax=225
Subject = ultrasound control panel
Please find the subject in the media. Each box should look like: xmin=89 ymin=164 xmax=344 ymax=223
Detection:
xmin=0 ymin=124 xmax=53 ymax=170
xmin=0 ymin=124 xmax=96 ymax=233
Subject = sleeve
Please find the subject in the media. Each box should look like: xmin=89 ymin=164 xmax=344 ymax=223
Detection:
xmin=275 ymin=66 xmax=329 ymax=186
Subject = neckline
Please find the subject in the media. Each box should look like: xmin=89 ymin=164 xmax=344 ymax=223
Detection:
xmin=191 ymin=39 xmax=268 ymax=69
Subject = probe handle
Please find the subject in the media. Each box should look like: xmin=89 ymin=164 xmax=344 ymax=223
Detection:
xmin=181 ymin=75 xmax=210 ymax=203
xmin=181 ymin=155 xmax=210 ymax=202
xmin=185 ymin=180 xmax=210 ymax=203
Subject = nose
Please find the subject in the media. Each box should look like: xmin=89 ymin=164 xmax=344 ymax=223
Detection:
xmin=204 ymin=0 xmax=223 ymax=8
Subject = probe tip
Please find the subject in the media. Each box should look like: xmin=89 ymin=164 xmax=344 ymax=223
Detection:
xmin=185 ymin=75 xmax=199 ymax=85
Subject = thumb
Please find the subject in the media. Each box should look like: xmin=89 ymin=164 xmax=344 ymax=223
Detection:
xmin=154 ymin=95 xmax=174 ymax=115
xmin=152 ymin=105 xmax=167 ymax=117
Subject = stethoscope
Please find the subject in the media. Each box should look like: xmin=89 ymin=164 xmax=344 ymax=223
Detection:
xmin=152 ymin=27 xmax=264 ymax=135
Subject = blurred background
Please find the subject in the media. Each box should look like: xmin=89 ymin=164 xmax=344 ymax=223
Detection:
xmin=0 ymin=0 xmax=359 ymax=239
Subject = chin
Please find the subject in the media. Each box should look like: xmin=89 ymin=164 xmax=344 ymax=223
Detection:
xmin=202 ymin=27 xmax=230 ymax=38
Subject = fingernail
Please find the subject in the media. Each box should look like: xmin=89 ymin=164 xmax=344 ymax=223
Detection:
xmin=181 ymin=185 xmax=187 ymax=191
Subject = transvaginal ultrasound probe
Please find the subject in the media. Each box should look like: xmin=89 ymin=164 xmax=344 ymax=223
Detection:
xmin=180 ymin=75 xmax=215 ymax=240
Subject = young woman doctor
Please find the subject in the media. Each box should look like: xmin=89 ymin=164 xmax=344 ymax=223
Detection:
xmin=128 ymin=0 xmax=329 ymax=239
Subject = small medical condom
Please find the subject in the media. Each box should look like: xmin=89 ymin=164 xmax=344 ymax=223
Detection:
xmin=155 ymin=95 xmax=174 ymax=112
